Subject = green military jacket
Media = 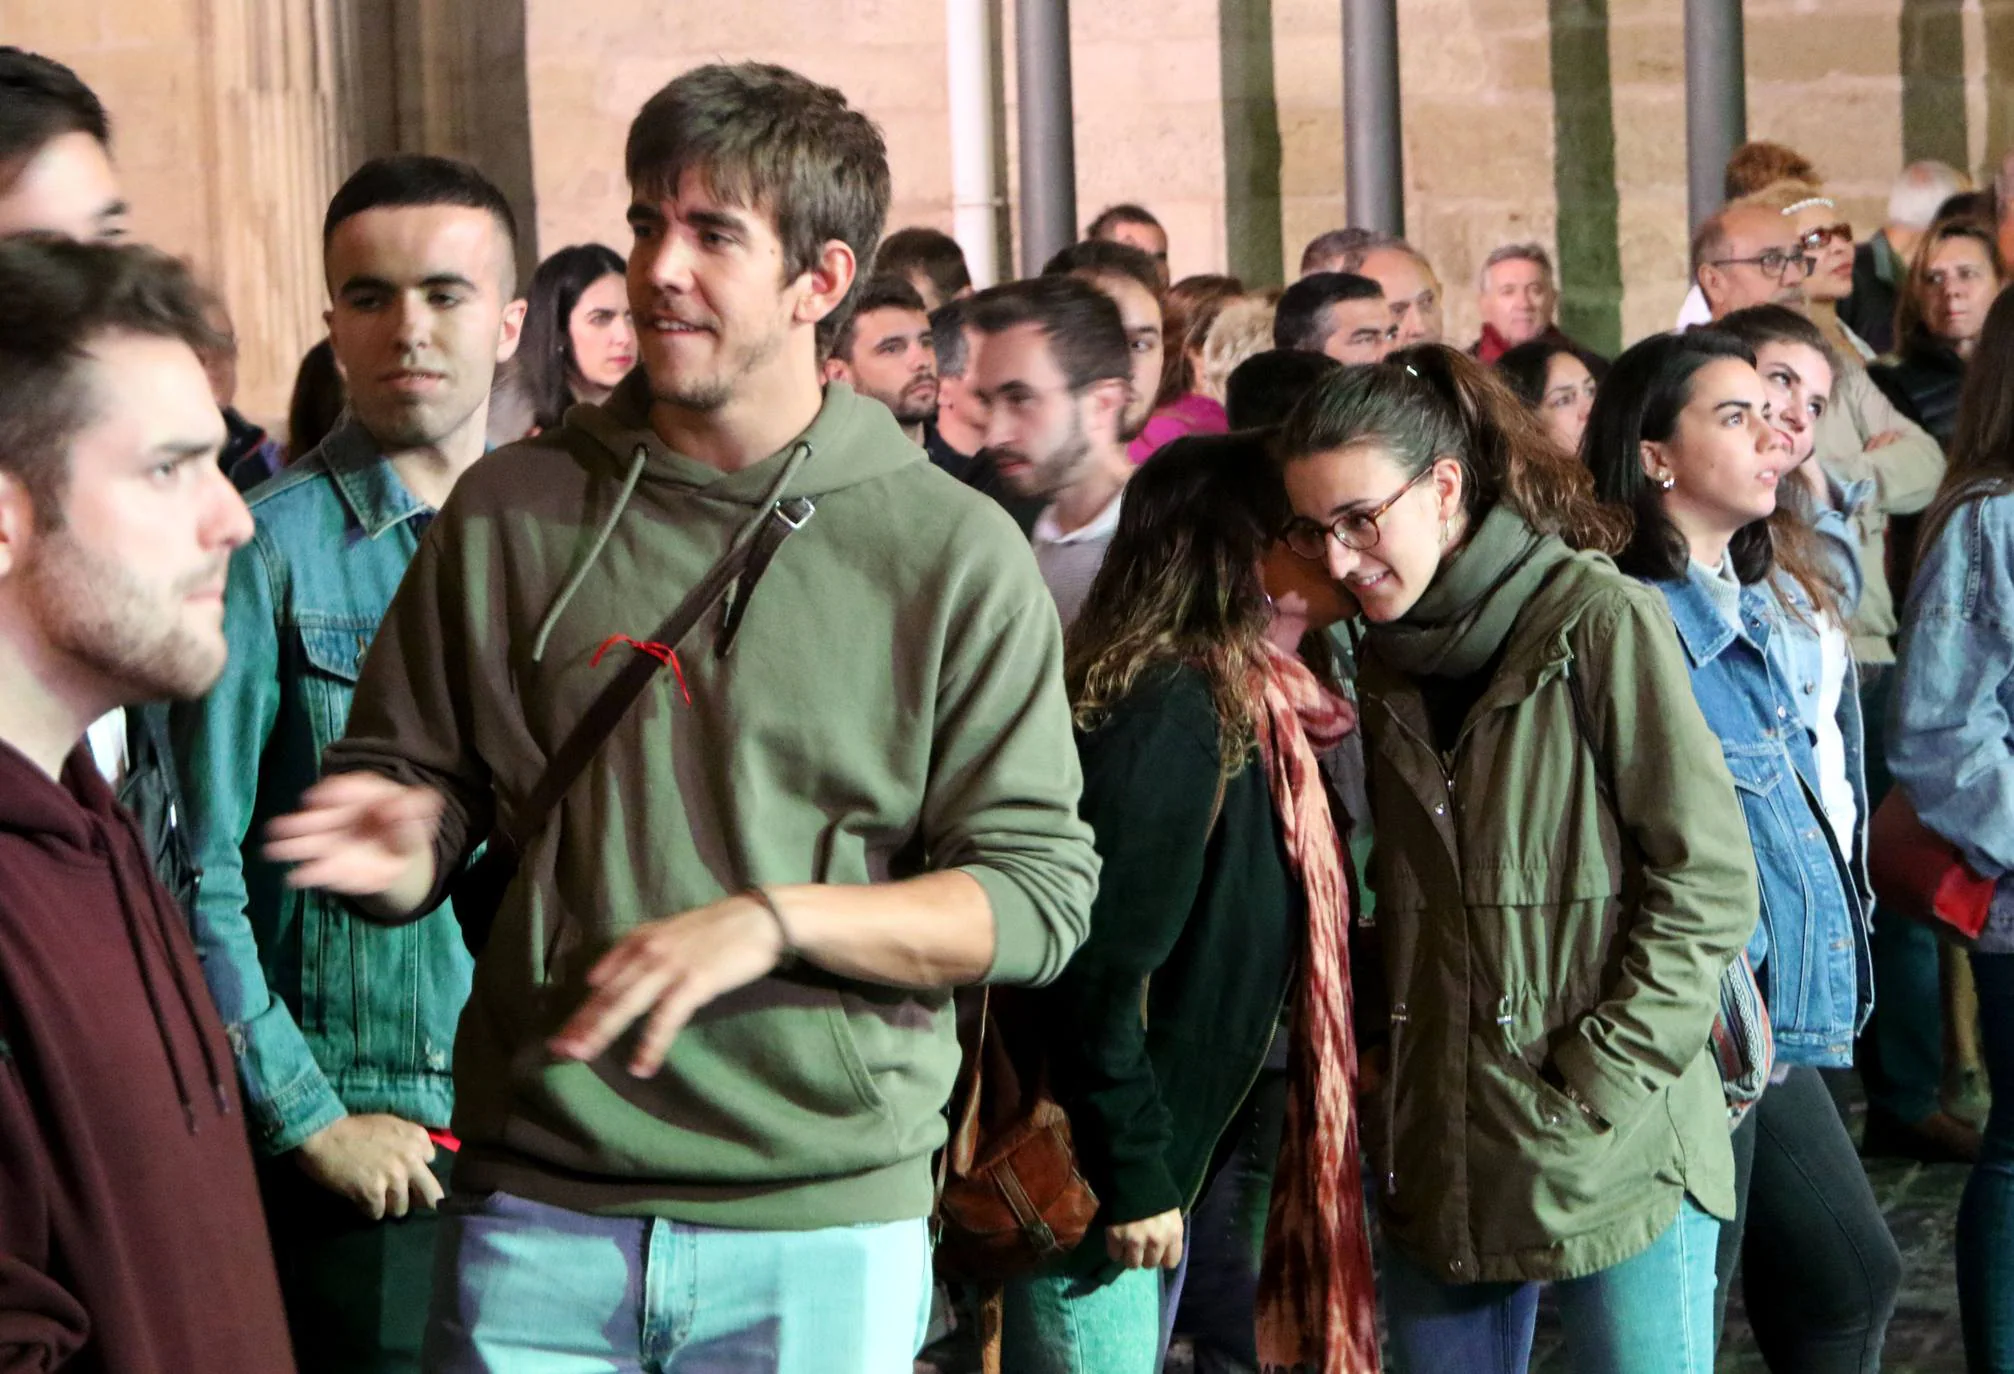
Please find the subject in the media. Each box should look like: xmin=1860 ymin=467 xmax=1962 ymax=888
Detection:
xmin=1356 ymin=532 xmax=1758 ymax=1284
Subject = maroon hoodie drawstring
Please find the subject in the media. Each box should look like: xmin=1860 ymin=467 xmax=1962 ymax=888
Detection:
xmin=103 ymin=810 xmax=233 ymax=1131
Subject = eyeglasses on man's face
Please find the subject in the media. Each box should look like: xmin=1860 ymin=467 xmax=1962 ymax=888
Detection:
xmin=1281 ymin=465 xmax=1433 ymax=560
xmin=1712 ymin=247 xmax=1816 ymax=283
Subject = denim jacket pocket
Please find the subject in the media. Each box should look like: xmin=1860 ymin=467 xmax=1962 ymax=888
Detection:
xmin=296 ymin=619 xmax=374 ymax=755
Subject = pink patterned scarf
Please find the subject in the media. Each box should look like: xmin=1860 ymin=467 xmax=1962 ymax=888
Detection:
xmin=1252 ymin=641 xmax=1382 ymax=1374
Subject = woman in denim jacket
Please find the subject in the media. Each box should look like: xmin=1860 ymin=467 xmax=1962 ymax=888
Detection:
xmin=1890 ymin=289 xmax=2014 ymax=1371
xmin=1586 ymin=329 xmax=1897 ymax=1373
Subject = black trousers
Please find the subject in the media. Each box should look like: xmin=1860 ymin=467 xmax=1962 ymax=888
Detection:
xmin=259 ymin=1150 xmax=453 ymax=1374
xmin=1712 ymin=1065 xmax=1901 ymax=1372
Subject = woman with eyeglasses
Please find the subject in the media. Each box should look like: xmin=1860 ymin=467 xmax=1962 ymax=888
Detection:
xmin=1494 ymin=338 xmax=1606 ymax=458
xmin=1585 ymin=327 xmax=1898 ymax=1374
xmin=1872 ymin=214 xmax=2008 ymax=449
xmin=1274 ymin=345 xmax=1758 ymax=1374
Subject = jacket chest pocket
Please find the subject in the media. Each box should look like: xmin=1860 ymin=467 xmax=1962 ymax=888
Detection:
xmin=1721 ymin=744 xmax=1798 ymax=856
xmin=295 ymin=621 xmax=374 ymax=755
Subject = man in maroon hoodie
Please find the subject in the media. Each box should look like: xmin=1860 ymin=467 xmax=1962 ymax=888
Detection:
xmin=0 ymin=235 xmax=294 ymax=1372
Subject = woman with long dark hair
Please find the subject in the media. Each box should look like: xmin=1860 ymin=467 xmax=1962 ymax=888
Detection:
xmin=1274 ymin=345 xmax=1756 ymax=1373
xmin=499 ymin=243 xmax=635 ymax=438
xmin=1872 ymin=215 xmax=2007 ymax=447
xmin=1494 ymin=338 xmax=1605 ymax=457
xmin=1889 ymin=288 xmax=2014 ymax=1371
xmin=999 ymin=432 xmax=1378 ymax=1374
xmin=1583 ymin=328 xmax=1898 ymax=1372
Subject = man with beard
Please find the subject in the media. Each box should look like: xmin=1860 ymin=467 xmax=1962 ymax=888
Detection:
xmin=967 ymin=275 xmax=1133 ymax=629
xmin=259 ymin=64 xmax=1096 ymax=1368
xmin=170 ymin=155 xmax=525 ymax=1374
xmin=0 ymin=235 xmax=293 ymax=1372
xmin=820 ymin=274 xmax=938 ymax=445
xmin=1042 ymin=238 xmax=1164 ymax=447
xmin=0 ymin=48 xmax=208 ymax=916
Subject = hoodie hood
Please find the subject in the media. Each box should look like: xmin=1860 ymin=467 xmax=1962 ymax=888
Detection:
xmin=0 ymin=737 xmax=233 ymax=1133
xmin=564 ymin=372 xmax=924 ymax=504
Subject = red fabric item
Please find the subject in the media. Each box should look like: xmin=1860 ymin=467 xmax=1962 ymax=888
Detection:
xmin=590 ymin=634 xmax=691 ymax=704
xmin=1868 ymin=788 xmax=1994 ymax=943
xmin=427 ymin=1128 xmax=462 ymax=1153
xmin=0 ymin=741 xmax=295 ymax=1372
xmin=1251 ymin=644 xmax=1381 ymax=1374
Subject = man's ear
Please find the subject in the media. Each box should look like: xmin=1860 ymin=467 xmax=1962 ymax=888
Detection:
xmin=821 ymin=355 xmax=854 ymax=386
xmin=1696 ymin=264 xmax=1724 ymax=313
xmin=794 ymin=240 xmax=859 ymax=328
xmin=1085 ymin=377 xmax=1127 ymax=439
xmin=0 ymin=470 xmax=40 ymax=581
xmin=494 ymin=297 xmax=529 ymax=365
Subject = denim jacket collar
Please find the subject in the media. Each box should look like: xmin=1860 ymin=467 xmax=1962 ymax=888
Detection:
xmin=318 ymin=416 xmax=431 ymax=540
xmin=1661 ymin=563 xmax=1774 ymax=668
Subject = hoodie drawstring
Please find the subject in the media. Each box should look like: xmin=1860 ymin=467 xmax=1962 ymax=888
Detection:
xmin=531 ymin=444 xmax=649 ymax=663
xmin=101 ymin=810 xmax=231 ymax=1133
xmin=529 ymin=438 xmax=815 ymax=663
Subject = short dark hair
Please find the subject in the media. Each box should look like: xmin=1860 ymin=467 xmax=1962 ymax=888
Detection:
xmin=1711 ymin=303 xmax=1840 ymax=382
xmin=514 ymin=242 xmax=627 ymax=431
xmin=627 ymin=63 xmax=890 ymax=320
xmin=1041 ymin=238 xmax=1163 ymax=299
xmin=0 ymin=235 xmax=224 ymax=524
xmin=824 ymin=274 xmax=927 ymax=363
xmin=1298 ymin=226 xmax=1413 ymax=276
xmin=1225 ymin=348 xmax=1343 ymax=430
xmin=0 ymin=49 xmax=109 ymax=175
xmin=930 ymin=297 xmax=972 ymax=378
xmin=323 ymin=154 xmax=520 ymax=293
xmin=1086 ymin=203 xmax=1162 ymax=241
xmin=1273 ymin=271 xmax=1382 ymax=352
xmin=967 ymin=275 xmax=1129 ymax=393
xmin=873 ymin=227 xmax=970 ymax=302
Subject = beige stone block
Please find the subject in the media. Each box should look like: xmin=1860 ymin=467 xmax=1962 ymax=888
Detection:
xmin=1069 ymin=0 xmax=1217 ymax=46
xmin=1607 ymin=16 xmax=1686 ymax=88
xmin=1747 ymin=83 xmax=1906 ymax=184
xmin=1610 ymin=89 xmax=1689 ymax=185
xmin=1404 ymin=95 xmax=1557 ymax=202
xmin=1747 ymin=12 xmax=1902 ymax=83
xmin=0 ymin=0 xmax=109 ymax=52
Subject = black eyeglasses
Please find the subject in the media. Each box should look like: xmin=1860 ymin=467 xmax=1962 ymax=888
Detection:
xmin=1711 ymin=248 xmax=1815 ymax=282
xmin=1281 ymin=467 xmax=1432 ymax=560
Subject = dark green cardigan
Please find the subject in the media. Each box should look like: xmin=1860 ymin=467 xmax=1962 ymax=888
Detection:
xmin=1037 ymin=663 xmax=1305 ymax=1279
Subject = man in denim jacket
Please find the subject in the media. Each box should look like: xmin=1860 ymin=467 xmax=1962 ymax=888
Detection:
xmin=171 ymin=155 xmax=524 ymax=1372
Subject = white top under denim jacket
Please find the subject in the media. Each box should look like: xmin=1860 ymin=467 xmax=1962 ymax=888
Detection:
xmin=1891 ymin=488 xmax=2014 ymax=953
xmin=1764 ymin=478 xmax=1875 ymax=907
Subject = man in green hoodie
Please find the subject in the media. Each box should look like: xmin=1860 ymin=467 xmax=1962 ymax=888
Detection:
xmin=267 ymin=62 xmax=1099 ymax=1371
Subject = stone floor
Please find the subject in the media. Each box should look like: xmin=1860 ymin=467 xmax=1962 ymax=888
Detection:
xmin=928 ymin=1082 xmax=1976 ymax=1373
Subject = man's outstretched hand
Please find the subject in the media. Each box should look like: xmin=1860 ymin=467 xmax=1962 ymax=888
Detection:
xmin=547 ymin=894 xmax=789 ymax=1077
xmin=265 ymin=772 xmax=443 ymax=917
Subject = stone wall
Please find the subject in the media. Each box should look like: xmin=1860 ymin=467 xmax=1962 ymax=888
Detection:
xmin=9 ymin=0 xmax=2013 ymax=419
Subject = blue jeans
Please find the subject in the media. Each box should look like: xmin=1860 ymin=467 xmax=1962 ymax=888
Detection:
xmin=1383 ymin=1198 xmax=1721 ymax=1374
xmin=1000 ymin=1247 xmax=1188 ymax=1374
xmin=1962 ymin=952 xmax=2014 ymax=1371
xmin=422 ymin=1191 xmax=932 ymax=1372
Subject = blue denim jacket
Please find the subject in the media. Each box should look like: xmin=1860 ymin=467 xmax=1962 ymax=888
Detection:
xmin=1890 ymin=491 xmax=2014 ymax=953
xmin=1648 ymin=566 xmax=1873 ymax=1065
xmin=171 ymin=420 xmax=473 ymax=1153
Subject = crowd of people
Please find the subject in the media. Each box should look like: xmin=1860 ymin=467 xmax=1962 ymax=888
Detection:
xmin=3 ymin=36 xmax=2014 ymax=1374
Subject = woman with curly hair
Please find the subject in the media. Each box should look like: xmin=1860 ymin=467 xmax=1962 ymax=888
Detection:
xmin=1000 ymin=431 xmax=1378 ymax=1374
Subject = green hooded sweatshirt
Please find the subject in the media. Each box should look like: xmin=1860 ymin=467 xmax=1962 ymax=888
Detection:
xmin=324 ymin=377 xmax=1100 ymax=1229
